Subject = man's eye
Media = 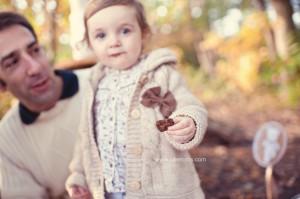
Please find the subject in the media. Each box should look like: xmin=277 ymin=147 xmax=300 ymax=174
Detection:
xmin=2 ymin=57 xmax=19 ymax=70
xmin=96 ymin=32 xmax=106 ymax=39
xmin=122 ymin=28 xmax=131 ymax=35
xmin=30 ymin=46 xmax=41 ymax=56
xmin=33 ymin=46 xmax=40 ymax=53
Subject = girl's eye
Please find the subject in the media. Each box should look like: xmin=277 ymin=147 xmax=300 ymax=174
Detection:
xmin=96 ymin=32 xmax=106 ymax=39
xmin=122 ymin=28 xmax=131 ymax=35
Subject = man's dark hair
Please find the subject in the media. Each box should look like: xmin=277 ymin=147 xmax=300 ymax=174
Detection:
xmin=0 ymin=11 xmax=37 ymax=40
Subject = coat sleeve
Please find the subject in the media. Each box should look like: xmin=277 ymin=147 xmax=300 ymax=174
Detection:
xmin=0 ymin=152 xmax=47 ymax=199
xmin=163 ymin=65 xmax=208 ymax=151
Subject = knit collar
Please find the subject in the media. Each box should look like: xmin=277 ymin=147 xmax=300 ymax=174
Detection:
xmin=19 ymin=70 xmax=79 ymax=125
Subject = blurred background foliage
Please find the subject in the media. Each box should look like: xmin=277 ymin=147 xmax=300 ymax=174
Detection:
xmin=1 ymin=0 xmax=300 ymax=119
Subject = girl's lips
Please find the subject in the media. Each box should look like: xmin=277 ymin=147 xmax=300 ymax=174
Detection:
xmin=109 ymin=52 xmax=125 ymax=57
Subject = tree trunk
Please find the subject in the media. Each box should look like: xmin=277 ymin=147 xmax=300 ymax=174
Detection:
xmin=48 ymin=0 xmax=58 ymax=63
xmin=41 ymin=0 xmax=56 ymax=63
xmin=189 ymin=0 xmax=216 ymax=74
xmin=271 ymin=0 xmax=295 ymax=59
xmin=252 ymin=0 xmax=277 ymax=60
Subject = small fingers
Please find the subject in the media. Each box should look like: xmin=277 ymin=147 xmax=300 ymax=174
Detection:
xmin=168 ymin=132 xmax=195 ymax=144
xmin=167 ymin=118 xmax=190 ymax=131
xmin=70 ymin=186 xmax=90 ymax=199
xmin=166 ymin=125 xmax=193 ymax=136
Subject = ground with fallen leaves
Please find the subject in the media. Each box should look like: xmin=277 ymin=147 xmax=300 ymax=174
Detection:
xmin=190 ymin=94 xmax=300 ymax=199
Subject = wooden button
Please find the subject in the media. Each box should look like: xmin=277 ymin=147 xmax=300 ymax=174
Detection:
xmin=130 ymin=109 xmax=140 ymax=119
xmin=139 ymin=74 xmax=149 ymax=86
xmin=128 ymin=144 xmax=143 ymax=156
xmin=128 ymin=181 xmax=141 ymax=191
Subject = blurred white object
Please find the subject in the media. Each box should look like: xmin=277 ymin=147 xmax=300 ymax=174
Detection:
xmin=291 ymin=194 xmax=300 ymax=199
xmin=68 ymin=0 xmax=94 ymax=60
xmin=252 ymin=121 xmax=288 ymax=168
xmin=262 ymin=126 xmax=280 ymax=165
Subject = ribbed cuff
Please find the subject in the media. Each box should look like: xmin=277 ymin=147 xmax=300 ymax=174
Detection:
xmin=65 ymin=172 xmax=88 ymax=194
xmin=165 ymin=107 xmax=207 ymax=151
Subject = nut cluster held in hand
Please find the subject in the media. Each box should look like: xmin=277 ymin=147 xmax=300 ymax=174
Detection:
xmin=156 ymin=118 xmax=175 ymax=132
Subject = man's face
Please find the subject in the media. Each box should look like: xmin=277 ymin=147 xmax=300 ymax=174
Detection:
xmin=0 ymin=25 xmax=60 ymax=110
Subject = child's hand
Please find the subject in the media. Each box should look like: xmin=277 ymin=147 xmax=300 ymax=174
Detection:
xmin=165 ymin=116 xmax=196 ymax=144
xmin=69 ymin=185 xmax=91 ymax=199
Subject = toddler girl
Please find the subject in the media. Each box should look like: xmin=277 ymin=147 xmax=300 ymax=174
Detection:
xmin=66 ymin=0 xmax=207 ymax=199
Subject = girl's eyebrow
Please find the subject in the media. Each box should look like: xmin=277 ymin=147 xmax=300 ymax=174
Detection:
xmin=94 ymin=28 xmax=104 ymax=32
xmin=119 ymin=23 xmax=134 ymax=27
xmin=118 ymin=23 xmax=134 ymax=31
xmin=90 ymin=22 xmax=135 ymax=35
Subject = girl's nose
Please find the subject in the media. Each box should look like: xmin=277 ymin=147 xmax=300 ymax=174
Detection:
xmin=109 ymin=35 xmax=121 ymax=48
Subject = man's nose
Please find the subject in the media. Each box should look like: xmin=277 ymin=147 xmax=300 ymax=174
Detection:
xmin=23 ymin=53 xmax=42 ymax=76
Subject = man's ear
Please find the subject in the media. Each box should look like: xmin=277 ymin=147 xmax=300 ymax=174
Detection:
xmin=0 ymin=79 xmax=7 ymax=92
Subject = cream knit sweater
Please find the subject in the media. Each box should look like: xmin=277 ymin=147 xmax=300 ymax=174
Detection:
xmin=0 ymin=70 xmax=89 ymax=199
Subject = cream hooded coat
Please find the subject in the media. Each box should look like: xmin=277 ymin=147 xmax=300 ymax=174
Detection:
xmin=66 ymin=48 xmax=207 ymax=199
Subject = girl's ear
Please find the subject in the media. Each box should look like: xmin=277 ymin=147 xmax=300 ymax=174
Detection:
xmin=142 ymin=31 xmax=151 ymax=52
xmin=0 ymin=79 xmax=7 ymax=92
xmin=142 ymin=30 xmax=151 ymax=42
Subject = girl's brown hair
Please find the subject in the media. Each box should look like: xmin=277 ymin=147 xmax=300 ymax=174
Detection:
xmin=83 ymin=0 xmax=151 ymax=46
